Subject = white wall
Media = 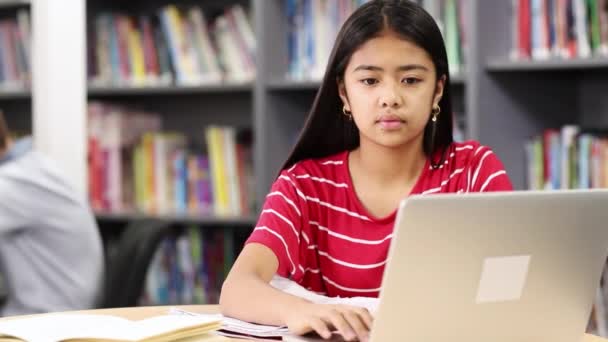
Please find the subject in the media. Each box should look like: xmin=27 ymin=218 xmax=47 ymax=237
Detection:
xmin=32 ymin=0 xmax=87 ymax=194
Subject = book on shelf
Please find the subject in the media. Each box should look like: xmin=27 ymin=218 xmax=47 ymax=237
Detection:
xmin=422 ymin=0 xmax=467 ymax=75
xmin=88 ymin=3 xmax=255 ymax=87
xmin=0 ymin=8 xmax=30 ymax=91
xmin=525 ymin=124 xmax=608 ymax=190
xmin=87 ymin=102 xmax=254 ymax=219
xmin=138 ymin=226 xmax=235 ymax=306
xmin=510 ymin=0 xmax=608 ymax=61
xmin=0 ymin=312 xmax=222 ymax=342
xmin=285 ymin=0 xmax=370 ymax=81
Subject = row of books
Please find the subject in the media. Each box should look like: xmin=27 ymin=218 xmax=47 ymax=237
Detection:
xmin=422 ymin=0 xmax=468 ymax=75
xmin=525 ymin=125 xmax=608 ymax=190
xmin=138 ymin=227 xmax=234 ymax=305
xmin=87 ymin=102 xmax=254 ymax=218
xmin=0 ymin=9 xmax=30 ymax=90
xmin=510 ymin=0 xmax=608 ymax=61
xmin=88 ymin=4 xmax=255 ymax=87
xmin=285 ymin=0 xmax=369 ymax=81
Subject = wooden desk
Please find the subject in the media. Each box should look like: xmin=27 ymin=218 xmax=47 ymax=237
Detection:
xmin=4 ymin=305 xmax=608 ymax=342
xmin=74 ymin=304 xmax=220 ymax=321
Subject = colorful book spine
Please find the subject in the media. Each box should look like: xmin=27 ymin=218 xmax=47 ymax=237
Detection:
xmin=87 ymin=103 xmax=253 ymax=217
xmin=512 ymin=0 xmax=608 ymax=59
xmin=89 ymin=5 xmax=256 ymax=86
xmin=526 ymin=126 xmax=608 ymax=191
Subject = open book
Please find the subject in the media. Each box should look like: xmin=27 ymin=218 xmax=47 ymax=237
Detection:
xmin=0 ymin=313 xmax=222 ymax=342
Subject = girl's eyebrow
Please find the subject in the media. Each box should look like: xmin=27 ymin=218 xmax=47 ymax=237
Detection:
xmin=352 ymin=64 xmax=430 ymax=72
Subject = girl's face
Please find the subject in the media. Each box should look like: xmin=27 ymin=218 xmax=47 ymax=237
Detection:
xmin=339 ymin=30 xmax=445 ymax=150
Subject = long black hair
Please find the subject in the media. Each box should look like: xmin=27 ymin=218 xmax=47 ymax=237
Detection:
xmin=281 ymin=0 xmax=453 ymax=171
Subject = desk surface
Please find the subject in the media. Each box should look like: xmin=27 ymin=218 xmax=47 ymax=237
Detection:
xmin=3 ymin=305 xmax=608 ymax=342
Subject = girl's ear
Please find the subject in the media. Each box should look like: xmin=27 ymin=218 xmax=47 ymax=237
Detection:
xmin=433 ymin=75 xmax=446 ymax=108
xmin=337 ymin=78 xmax=351 ymax=112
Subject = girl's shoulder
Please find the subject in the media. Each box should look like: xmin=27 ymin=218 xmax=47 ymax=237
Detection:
xmin=446 ymin=140 xmax=485 ymax=154
xmin=442 ymin=140 xmax=500 ymax=168
xmin=276 ymin=151 xmax=352 ymax=196
xmin=422 ymin=140 xmax=511 ymax=193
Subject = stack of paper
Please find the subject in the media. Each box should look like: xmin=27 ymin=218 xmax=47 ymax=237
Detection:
xmin=169 ymin=308 xmax=288 ymax=340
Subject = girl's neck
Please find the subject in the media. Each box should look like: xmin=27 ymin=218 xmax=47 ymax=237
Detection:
xmin=351 ymin=137 xmax=427 ymax=186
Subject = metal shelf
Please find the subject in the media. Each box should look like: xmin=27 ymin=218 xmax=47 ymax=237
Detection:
xmin=95 ymin=211 xmax=257 ymax=227
xmin=87 ymin=83 xmax=253 ymax=96
xmin=486 ymin=57 xmax=608 ymax=71
xmin=0 ymin=0 xmax=29 ymax=8
xmin=0 ymin=88 xmax=30 ymax=99
xmin=266 ymin=79 xmax=321 ymax=90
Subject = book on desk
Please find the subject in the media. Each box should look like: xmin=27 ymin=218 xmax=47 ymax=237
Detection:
xmin=0 ymin=312 xmax=224 ymax=342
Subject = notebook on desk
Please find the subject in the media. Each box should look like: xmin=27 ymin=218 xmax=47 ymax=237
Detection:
xmin=0 ymin=312 xmax=224 ymax=342
xmin=289 ymin=190 xmax=608 ymax=342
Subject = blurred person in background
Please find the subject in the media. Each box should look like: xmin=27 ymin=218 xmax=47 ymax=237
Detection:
xmin=0 ymin=111 xmax=104 ymax=316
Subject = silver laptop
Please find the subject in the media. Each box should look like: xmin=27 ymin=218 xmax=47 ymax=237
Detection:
xmin=286 ymin=190 xmax=608 ymax=342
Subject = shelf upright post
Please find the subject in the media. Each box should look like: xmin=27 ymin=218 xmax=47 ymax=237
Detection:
xmin=32 ymin=0 xmax=87 ymax=193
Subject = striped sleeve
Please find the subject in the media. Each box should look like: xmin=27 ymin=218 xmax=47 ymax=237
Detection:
xmin=245 ymin=170 xmax=306 ymax=278
xmin=468 ymin=146 xmax=514 ymax=192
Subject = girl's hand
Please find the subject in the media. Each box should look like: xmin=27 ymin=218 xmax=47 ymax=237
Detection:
xmin=284 ymin=302 xmax=373 ymax=341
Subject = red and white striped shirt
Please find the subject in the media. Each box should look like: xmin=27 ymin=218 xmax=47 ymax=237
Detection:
xmin=245 ymin=141 xmax=513 ymax=298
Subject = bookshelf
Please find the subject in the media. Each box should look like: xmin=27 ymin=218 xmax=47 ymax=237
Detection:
xmin=0 ymin=0 xmax=30 ymax=146
xmin=472 ymin=0 xmax=608 ymax=190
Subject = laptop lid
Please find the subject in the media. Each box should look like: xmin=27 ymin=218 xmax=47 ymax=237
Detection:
xmin=371 ymin=190 xmax=608 ymax=342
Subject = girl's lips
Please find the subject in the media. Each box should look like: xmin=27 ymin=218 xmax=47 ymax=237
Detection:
xmin=378 ymin=119 xmax=404 ymax=130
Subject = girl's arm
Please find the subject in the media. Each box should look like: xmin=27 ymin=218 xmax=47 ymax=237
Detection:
xmin=220 ymin=243 xmax=373 ymax=341
xmin=220 ymin=243 xmax=308 ymax=326
xmin=220 ymin=170 xmax=372 ymax=341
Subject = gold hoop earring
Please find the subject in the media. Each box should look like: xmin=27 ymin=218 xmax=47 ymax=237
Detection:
xmin=342 ymin=106 xmax=352 ymax=120
xmin=431 ymin=105 xmax=441 ymax=122
xmin=429 ymin=104 xmax=441 ymax=169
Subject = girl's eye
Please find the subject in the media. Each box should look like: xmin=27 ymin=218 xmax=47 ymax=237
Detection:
xmin=403 ymin=77 xmax=420 ymax=85
xmin=361 ymin=78 xmax=379 ymax=86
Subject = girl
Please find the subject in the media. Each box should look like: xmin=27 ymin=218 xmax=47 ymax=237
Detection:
xmin=220 ymin=0 xmax=513 ymax=340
